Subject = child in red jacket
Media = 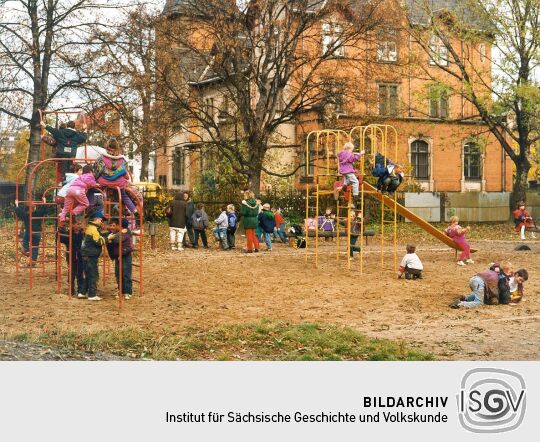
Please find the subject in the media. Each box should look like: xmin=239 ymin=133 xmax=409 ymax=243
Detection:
xmin=513 ymin=201 xmax=536 ymax=240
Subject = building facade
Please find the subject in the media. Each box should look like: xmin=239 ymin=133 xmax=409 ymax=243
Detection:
xmin=157 ymin=0 xmax=512 ymax=199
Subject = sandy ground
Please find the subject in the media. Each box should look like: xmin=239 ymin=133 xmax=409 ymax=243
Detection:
xmin=1 ymin=234 xmax=539 ymax=360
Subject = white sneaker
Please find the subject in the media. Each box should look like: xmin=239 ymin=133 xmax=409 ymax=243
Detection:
xmin=123 ymin=294 xmax=132 ymax=300
xmin=88 ymin=296 xmax=102 ymax=301
xmin=465 ymin=259 xmax=474 ymax=264
xmin=457 ymin=261 xmax=466 ymax=266
xmin=177 ymin=247 xmax=184 ymax=251
xmin=77 ymin=293 xmax=87 ymax=299
xmin=531 ymin=234 xmax=537 ymax=239
xmin=521 ymin=237 xmax=526 ymax=241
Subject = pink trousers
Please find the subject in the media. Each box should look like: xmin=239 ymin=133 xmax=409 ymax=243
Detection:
xmin=60 ymin=187 xmax=89 ymax=221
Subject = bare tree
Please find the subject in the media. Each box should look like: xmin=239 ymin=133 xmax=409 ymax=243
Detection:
xmin=407 ymin=0 xmax=540 ymax=209
xmin=77 ymin=4 xmax=166 ymax=181
xmin=0 ymin=0 xmax=128 ymax=191
xmin=156 ymin=0 xmax=388 ymax=191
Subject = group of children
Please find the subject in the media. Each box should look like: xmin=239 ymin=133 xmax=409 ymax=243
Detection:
xmin=336 ymin=142 xmax=404 ymax=207
xmin=54 ymin=137 xmax=141 ymax=226
xmin=58 ymin=212 xmax=135 ymax=301
xmin=450 ymin=262 xmax=528 ymax=309
xmin=166 ymin=190 xmax=288 ymax=253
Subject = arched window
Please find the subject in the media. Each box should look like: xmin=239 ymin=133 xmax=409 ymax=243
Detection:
xmin=410 ymin=140 xmax=429 ymax=180
xmin=464 ymin=142 xmax=482 ymax=180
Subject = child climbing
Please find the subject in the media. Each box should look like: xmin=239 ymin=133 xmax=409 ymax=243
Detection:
xmin=513 ymin=201 xmax=536 ymax=240
xmin=446 ymin=215 xmax=473 ymax=266
xmin=337 ymin=142 xmax=365 ymax=206
xmin=56 ymin=163 xmax=83 ymax=206
xmin=59 ymin=165 xmax=97 ymax=224
xmin=373 ymin=153 xmax=404 ymax=194
xmin=93 ymin=138 xmax=139 ymax=214
xmin=397 ymin=244 xmax=423 ymax=279
xmin=15 ymin=197 xmax=47 ymax=266
xmin=58 ymin=165 xmax=97 ymax=225
xmin=41 ymin=120 xmax=87 ymax=179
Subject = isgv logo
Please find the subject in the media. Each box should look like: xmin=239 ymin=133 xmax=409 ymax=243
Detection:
xmin=457 ymin=368 xmax=526 ymax=433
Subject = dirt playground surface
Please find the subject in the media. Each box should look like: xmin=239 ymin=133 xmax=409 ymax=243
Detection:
xmin=1 ymin=228 xmax=539 ymax=360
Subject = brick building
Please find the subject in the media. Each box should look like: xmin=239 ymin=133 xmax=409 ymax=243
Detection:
xmin=157 ymin=0 xmax=512 ymax=202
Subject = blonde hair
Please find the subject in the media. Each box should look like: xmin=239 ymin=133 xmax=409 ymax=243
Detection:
xmin=244 ymin=190 xmax=255 ymax=199
xmin=501 ymin=261 xmax=513 ymax=273
xmin=449 ymin=215 xmax=459 ymax=224
xmin=227 ymin=204 xmax=235 ymax=211
xmin=342 ymin=142 xmax=354 ymax=150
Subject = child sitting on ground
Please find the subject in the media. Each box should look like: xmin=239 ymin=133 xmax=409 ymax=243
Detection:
xmin=337 ymin=142 xmax=365 ymax=206
xmin=513 ymin=201 xmax=536 ymax=240
xmin=107 ymin=219 xmax=133 ymax=300
xmin=397 ymin=244 xmax=423 ymax=279
xmin=192 ymin=203 xmax=209 ymax=249
xmin=59 ymin=165 xmax=97 ymax=224
xmin=509 ymin=269 xmax=529 ymax=304
xmin=81 ymin=211 xmax=106 ymax=301
xmin=446 ymin=215 xmax=473 ymax=266
xmin=226 ymin=204 xmax=238 ymax=249
xmin=56 ymin=164 xmax=82 ymax=206
xmin=213 ymin=206 xmax=229 ymax=250
xmin=258 ymin=203 xmax=276 ymax=251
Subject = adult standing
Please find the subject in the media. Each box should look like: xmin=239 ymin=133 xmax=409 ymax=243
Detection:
xmin=167 ymin=192 xmax=188 ymax=251
xmin=41 ymin=120 xmax=87 ymax=180
xmin=240 ymin=190 xmax=260 ymax=253
xmin=183 ymin=191 xmax=195 ymax=248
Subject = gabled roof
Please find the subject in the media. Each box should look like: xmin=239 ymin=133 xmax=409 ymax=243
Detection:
xmin=163 ymin=0 xmax=191 ymax=15
xmin=405 ymin=0 xmax=490 ymax=29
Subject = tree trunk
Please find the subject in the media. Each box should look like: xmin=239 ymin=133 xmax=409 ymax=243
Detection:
xmin=140 ymin=148 xmax=150 ymax=182
xmin=24 ymin=109 xmax=43 ymax=198
xmin=511 ymin=162 xmax=530 ymax=213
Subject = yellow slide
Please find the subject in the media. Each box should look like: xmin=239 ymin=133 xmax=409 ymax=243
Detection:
xmin=361 ymin=181 xmax=477 ymax=253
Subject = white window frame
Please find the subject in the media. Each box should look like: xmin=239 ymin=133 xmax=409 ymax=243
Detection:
xmin=377 ymin=29 xmax=398 ymax=63
xmin=429 ymin=35 xmax=448 ymax=66
xmin=322 ymin=21 xmax=344 ymax=57
xmin=479 ymin=43 xmax=486 ymax=63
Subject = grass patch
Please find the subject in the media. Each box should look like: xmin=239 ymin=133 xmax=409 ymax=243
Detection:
xmin=18 ymin=321 xmax=433 ymax=361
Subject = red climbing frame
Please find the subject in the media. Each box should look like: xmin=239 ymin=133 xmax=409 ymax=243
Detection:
xmin=14 ymin=109 xmax=144 ymax=307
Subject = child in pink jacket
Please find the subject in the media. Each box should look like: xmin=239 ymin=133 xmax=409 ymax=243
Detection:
xmin=337 ymin=142 xmax=365 ymax=205
xmin=59 ymin=165 xmax=98 ymax=222
xmin=93 ymin=138 xmax=138 ymax=214
xmin=446 ymin=215 xmax=473 ymax=266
